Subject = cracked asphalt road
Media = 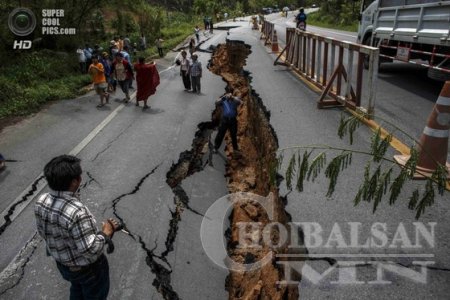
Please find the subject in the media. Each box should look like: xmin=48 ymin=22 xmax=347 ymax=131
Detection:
xmin=1 ymin=17 xmax=450 ymax=300
xmin=0 ymin=30 xmax=231 ymax=299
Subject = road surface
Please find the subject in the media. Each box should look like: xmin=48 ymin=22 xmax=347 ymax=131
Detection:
xmin=0 ymin=16 xmax=449 ymax=300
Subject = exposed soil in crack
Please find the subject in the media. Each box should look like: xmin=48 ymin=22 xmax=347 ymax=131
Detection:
xmin=209 ymin=40 xmax=300 ymax=299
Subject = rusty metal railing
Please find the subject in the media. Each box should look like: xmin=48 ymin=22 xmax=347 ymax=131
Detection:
xmin=276 ymin=28 xmax=380 ymax=118
xmin=260 ymin=20 xmax=274 ymax=46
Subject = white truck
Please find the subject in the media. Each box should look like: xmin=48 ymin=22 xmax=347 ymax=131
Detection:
xmin=357 ymin=0 xmax=450 ymax=81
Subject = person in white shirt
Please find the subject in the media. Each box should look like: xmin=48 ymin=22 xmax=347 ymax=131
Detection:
xmin=178 ymin=50 xmax=191 ymax=91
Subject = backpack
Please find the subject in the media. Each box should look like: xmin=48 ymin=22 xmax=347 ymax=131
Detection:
xmin=297 ymin=12 xmax=306 ymax=22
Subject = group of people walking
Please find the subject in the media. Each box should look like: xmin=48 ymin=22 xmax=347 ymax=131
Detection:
xmin=87 ymin=41 xmax=159 ymax=109
xmin=79 ymin=34 xmax=167 ymax=109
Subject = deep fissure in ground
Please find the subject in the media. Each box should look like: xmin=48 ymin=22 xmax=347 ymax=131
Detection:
xmin=209 ymin=40 xmax=299 ymax=299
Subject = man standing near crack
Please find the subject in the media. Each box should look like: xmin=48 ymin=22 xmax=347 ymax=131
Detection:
xmin=35 ymin=155 xmax=119 ymax=300
xmin=214 ymin=91 xmax=242 ymax=156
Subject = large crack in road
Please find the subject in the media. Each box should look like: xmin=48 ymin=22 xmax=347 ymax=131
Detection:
xmin=156 ymin=120 xmax=217 ymax=297
xmin=107 ymin=115 xmax=218 ymax=299
xmin=0 ymin=176 xmax=45 ymax=236
xmin=209 ymin=40 xmax=299 ymax=299
xmin=103 ymin=163 xmax=182 ymax=299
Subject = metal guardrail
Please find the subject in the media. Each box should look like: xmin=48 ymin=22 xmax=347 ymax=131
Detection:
xmin=260 ymin=20 xmax=274 ymax=46
xmin=275 ymin=27 xmax=380 ymax=118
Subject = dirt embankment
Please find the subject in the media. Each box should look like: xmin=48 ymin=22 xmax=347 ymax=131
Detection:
xmin=209 ymin=41 xmax=299 ymax=300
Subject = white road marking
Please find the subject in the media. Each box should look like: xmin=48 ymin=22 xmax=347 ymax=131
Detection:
xmin=0 ymin=91 xmax=135 ymax=232
xmin=0 ymin=62 xmax=176 ymax=230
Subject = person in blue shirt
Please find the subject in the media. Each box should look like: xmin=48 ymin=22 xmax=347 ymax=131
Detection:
xmin=296 ymin=8 xmax=307 ymax=30
xmin=214 ymin=91 xmax=243 ymax=154
xmin=83 ymin=44 xmax=93 ymax=68
xmin=0 ymin=153 xmax=5 ymax=171
xmin=100 ymin=52 xmax=112 ymax=92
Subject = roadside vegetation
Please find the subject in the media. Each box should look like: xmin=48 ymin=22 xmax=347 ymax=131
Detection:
xmin=0 ymin=52 xmax=91 ymax=118
xmin=0 ymin=0 xmax=361 ymax=121
xmin=306 ymin=0 xmax=361 ymax=32
xmin=0 ymin=0 xmax=202 ymax=120
xmin=307 ymin=11 xmax=359 ymax=32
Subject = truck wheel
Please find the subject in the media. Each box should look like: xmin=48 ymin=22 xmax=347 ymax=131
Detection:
xmin=363 ymin=36 xmax=371 ymax=70
xmin=427 ymin=67 xmax=450 ymax=82
xmin=363 ymin=36 xmax=384 ymax=71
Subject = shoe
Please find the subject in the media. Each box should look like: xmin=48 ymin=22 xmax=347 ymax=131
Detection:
xmin=123 ymin=98 xmax=129 ymax=103
xmin=96 ymin=103 xmax=104 ymax=108
xmin=143 ymin=105 xmax=150 ymax=110
xmin=135 ymin=102 xmax=139 ymax=106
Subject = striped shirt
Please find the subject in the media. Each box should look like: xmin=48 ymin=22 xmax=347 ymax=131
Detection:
xmin=35 ymin=190 xmax=106 ymax=267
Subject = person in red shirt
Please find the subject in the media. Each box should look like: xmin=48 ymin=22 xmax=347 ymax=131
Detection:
xmin=134 ymin=57 xmax=160 ymax=110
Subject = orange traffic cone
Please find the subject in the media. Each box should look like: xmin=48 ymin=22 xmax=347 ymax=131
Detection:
xmin=272 ymin=30 xmax=279 ymax=53
xmin=394 ymin=81 xmax=450 ymax=179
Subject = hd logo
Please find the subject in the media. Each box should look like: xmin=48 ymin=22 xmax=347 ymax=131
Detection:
xmin=8 ymin=7 xmax=36 ymax=49
xmin=13 ymin=40 xmax=32 ymax=49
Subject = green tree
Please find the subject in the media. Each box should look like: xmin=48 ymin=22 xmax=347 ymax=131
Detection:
xmin=194 ymin=0 xmax=222 ymax=16
xmin=136 ymin=5 xmax=165 ymax=43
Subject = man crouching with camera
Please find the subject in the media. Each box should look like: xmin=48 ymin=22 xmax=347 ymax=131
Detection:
xmin=35 ymin=155 xmax=120 ymax=300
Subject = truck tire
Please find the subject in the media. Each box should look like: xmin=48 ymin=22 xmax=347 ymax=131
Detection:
xmin=363 ymin=36 xmax=371 ymax=70
xmin=362 ymin=36 xmax=383 ymax=70
xmin=427 ymin=67 xmax=450 ymax=82
xmin=363 ymin=36 xmax=387 ymax=71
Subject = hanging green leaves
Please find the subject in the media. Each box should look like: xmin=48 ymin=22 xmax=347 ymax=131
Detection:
xmin=307 ymin=151 xmax=327 ymax=182
xmin=274 ymin=114 xmax=448 ymax=220
xmin=324 ymin=151 xmax=353 ymax=197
